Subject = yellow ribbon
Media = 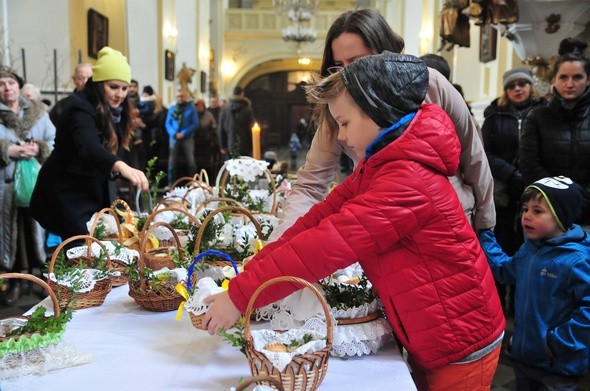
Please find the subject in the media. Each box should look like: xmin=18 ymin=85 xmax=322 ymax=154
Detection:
xmin=254 ymin=239 xmax=264 ymax=254
xmin=175 ymin=283 xmax=189 ymax=321
xmin=221 ymin=279 xmax=230 ymax=291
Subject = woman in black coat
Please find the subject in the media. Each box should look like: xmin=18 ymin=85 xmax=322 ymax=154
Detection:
xmin=31 ymin=47 xmax=148 ymax=239
xmin=520 ymin=40 xmax=590 ymax=225
xmin=482 ymin=67 xmax=546 ymax=312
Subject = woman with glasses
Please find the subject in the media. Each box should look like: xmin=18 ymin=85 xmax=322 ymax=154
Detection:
xmin=520 ymin=37 xmax=590 ymax=225
xmin=269 ymin=8 xmax=496 ymax=242
xmin=481 ymin=67 xmax=546 ymax=314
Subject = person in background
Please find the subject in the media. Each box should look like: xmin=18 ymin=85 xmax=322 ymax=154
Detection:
xmin=203 ymin=52 xmax=504 ymax=390
xmin=208 ymin=95 xmax=222 ymax=124
xmin=519 ymin=38 xmax=590 ymax=226
xmin=479 ymin=176 xmax=590 ymax=390
xmin=164 ymin=89 xmax=198 ymax=186
xmin=420 ymin=53 xmax=451 ymax=81
xmin=138 ymin=85 xmax=161 ymax=164
xmin=218 ymin=86 xmax=255 ymax=158
xmin=268 ymin=8 xmax=495 ymax=241
xmin=0 ymin=65 xmax=55 ymax=304
xmin=30 ymin=47 xmax=148 ymax=240
xmin=194 ymin=98 xmax=218 ymax=180
xmin=127 ymin=79 xmax=140 ymax=108
xmin=49 ymin=62 xmax=92 ymax=125
xmin=21 ymin=83 xmax=49 ymax=111
xmin=481 ymin=67 xmax=546 ymax=314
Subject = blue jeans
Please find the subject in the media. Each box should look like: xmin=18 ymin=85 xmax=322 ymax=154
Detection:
xmin=514 ymin=360 xmax=580 ymax=391
xmin=168 ymin=138 xmax=196 ymax=186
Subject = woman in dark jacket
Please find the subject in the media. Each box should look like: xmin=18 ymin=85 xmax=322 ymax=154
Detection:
xmin=482 ymin=67 xmax=546 ymax=313
xmin=31 ymin=47 xmax=148 ymax=239
xmin=482 ymin=68 xmax=546 ymax=252
xmin=520 ymin=40 xmax=590 ymax=224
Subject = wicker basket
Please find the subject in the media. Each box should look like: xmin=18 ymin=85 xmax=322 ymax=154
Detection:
xmin=185 ymin=250 xmax=240 ymax=330
xmin=47 ymin=235 xmax=113 ymax=310
xmin=88 ymin=202 xmax=133 ymax=286
xmin=0 ymin=273 xmax=65 ymax=357
xmin=194 ymin=197 xmax=245 ymax=217
xmin=193 ymin=205 xmax=263 ymax=268
xmin=244 ymin=276 xmax=333 ymax=391
xmin=216 ymin=157 xmax=278 ymax=216
xmin=169 ymin=176 xmax=214 ymax=197
xmin=128 ymin=222 xmax=184 ymax=312
xmin=235 ymin=375 xmax=285 ymax=391
xmin=141 ymin=205 xmax=200 ymax=249
xmin=140 ymin=221 xmax=184 ymax=271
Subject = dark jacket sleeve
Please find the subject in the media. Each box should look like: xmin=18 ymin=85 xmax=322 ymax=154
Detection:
xmin=519 ymin=107 xmax=551 ymax=185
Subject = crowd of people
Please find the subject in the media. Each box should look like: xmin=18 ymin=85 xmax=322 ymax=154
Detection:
xmin=1 ymin=7 xmax=590 ymax=391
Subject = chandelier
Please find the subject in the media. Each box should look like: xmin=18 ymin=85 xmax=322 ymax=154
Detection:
xmin=274 ymin=0 xmax=319 ymax=43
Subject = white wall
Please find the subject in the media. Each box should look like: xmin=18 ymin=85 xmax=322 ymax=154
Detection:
xmin=126 ymin=0 xmax=159 ymax=92
xmin=3 ymin=0 xmax=70 ymax=101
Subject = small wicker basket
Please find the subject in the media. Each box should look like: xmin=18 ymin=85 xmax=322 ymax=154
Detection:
xmin=244 ymin=276 xmax=333 ymax=391
xmin=193 ymin=205 xmax=263 ymax=268
xmin=0 ymin=273 xmax=64 ymax=357
xmin=47 ymin=235 xmax=113 ymax=310
xmin=185 ymin=250 xmax=240 ymax=330
xmin=128 ymin=222 xmax=184 ymax=312
xmin=141 ymin=205 xmax=200 ymax=249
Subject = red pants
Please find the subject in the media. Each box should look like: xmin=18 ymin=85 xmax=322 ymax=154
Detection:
xmin=411 ymin=345 xmax=501 ymax=391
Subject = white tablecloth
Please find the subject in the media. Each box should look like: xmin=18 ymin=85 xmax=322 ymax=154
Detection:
xmin=2 ymin=285 xmax=416 ymax=391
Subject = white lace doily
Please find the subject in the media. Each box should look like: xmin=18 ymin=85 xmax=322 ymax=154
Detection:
xmin=331 ymin=317 xmax=393 ymax=358
xmin=46 ymin=269 xmax=110 ymax=293
xmin=251 ymin=328 xmax=326 ymax=371
xmin=66 ymin=241 xmax=139 ymax=265
xmin=330 ymin=299 xmax=382 ymax=320
xmin=153 ymin=267 xmax=188 ymax=284
xmin=224 ymin=158 xmax=269 ymax=182
xmin=184 ymin=277 xmax=224 ymax=316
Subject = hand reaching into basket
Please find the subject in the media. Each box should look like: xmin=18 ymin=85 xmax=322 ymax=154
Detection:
xmin=113 ymin=160 xmax=149 ymax=192
xmin=202 ymin=291 xmax=242 ymax=335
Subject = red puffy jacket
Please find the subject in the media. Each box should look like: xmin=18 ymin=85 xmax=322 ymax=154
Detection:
xmin=228 ymin=103 xmax=505 ymax=370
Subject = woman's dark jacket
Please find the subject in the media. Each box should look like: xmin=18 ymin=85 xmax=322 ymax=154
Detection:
xmin=30 ymin=86 xmax=127 ymax=239
xmin=482 ymin=97 xmax=546 ymax=205
xmin=520 ymin=87 xmax=590 ymax=220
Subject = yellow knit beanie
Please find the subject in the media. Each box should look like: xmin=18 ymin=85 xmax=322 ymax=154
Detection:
xmin=92 ymin=47 xmax=131 ymax=84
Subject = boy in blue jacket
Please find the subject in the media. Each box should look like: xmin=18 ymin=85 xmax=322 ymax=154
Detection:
xmin=479 ymin=176 xmax=590 ymax=390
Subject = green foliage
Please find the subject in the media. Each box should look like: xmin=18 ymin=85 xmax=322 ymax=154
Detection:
xmin=319 ymin=275 xmax=377 ymax=310
xmin=217 ymin=318 xmax=246 ymax=355
xmin=288 ymin=333 xmax=314 ymax=350
xmin=144 ymin=157 xmax=166 ymax=209
xmin=8 ymin=306 xmax=73 ymax=337
xmin=92 ymin=222 xmax=107 ymax=240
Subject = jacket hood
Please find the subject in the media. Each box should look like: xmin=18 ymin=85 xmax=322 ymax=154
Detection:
xmin=527 ymin=224 xmax=589 ymax=248
xmin=366 ymin=103 xmax=460 ymax=177
xmin=229 ymin=95 xmax=251 ymax=112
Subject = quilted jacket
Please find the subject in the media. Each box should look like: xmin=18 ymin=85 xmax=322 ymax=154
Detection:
xmin=228 ymin=103 xmax=505 ymax=370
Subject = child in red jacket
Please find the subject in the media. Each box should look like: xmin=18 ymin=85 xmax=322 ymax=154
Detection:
xmin=203 ymin=52 xmax=505 ymax=390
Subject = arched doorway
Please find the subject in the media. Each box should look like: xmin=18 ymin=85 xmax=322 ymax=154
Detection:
xmin=243 ymin=70 xmax=316 ymax=153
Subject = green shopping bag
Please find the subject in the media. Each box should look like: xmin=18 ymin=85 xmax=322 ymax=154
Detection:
xmin=14 ymin=158 xmax=40 ymax=207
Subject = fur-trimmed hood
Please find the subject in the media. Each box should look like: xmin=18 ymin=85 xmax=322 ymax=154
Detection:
xmin=0 ymin=97 xmax=47 ymax=140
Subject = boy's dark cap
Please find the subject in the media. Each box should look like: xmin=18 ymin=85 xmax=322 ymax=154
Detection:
xmin=341 ymin=51 xmax=428 ymax=128
xmin=526 ymin=176 xmax=583 ymax=231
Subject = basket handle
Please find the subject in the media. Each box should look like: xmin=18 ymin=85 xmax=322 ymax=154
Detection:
xmin=235 ymin=375 xmax=284 ymax=391
xmin=186 ymin=250 xmax=239 ymax=292
xmin=140 ymin=205 xmax=200 ymax=236
xmin=194 ymin=197 xmax=245 ymax=216
xmin=0 ymin=273 xmax=60 ymax=316
xmin=243 ymin=276 xmax=333 ymax=348
xmin=193 ymin=205 xmax=263 ymax=254
xmin=134 ymin=189 xmax=153 ymax=215
xmin=138 ymin=221 xmax=182 ymax=293
xmin=48 ymin=235 xmax=112 ymax=274
xmin=194 ymin=168 xmax=210 ymax=186
xmin=88 ymin=207 xmax=123 ymax=242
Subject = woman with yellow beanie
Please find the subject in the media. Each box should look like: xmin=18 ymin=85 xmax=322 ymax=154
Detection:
xmin=30 ymin=46 xmax=148 ymax=239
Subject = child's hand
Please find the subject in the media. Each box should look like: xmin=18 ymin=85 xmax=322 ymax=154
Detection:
xmin=202 ymin=291 xmax=242 ymax=335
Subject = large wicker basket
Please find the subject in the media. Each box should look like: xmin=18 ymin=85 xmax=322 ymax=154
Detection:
xmin=0 ymin=273 xmax=65 ymax=357
xmin=47 ymin=235 xmax=113 ymax=310
xmin=193 ymin=205 xmax=263 ymax=268
xmin=244 ymin=276 xmax=333 ymax=391
xmin=185 ymin=250 xmax=240 ymax=331
xmin=128 ymin=222 xmax=184 ymax=312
